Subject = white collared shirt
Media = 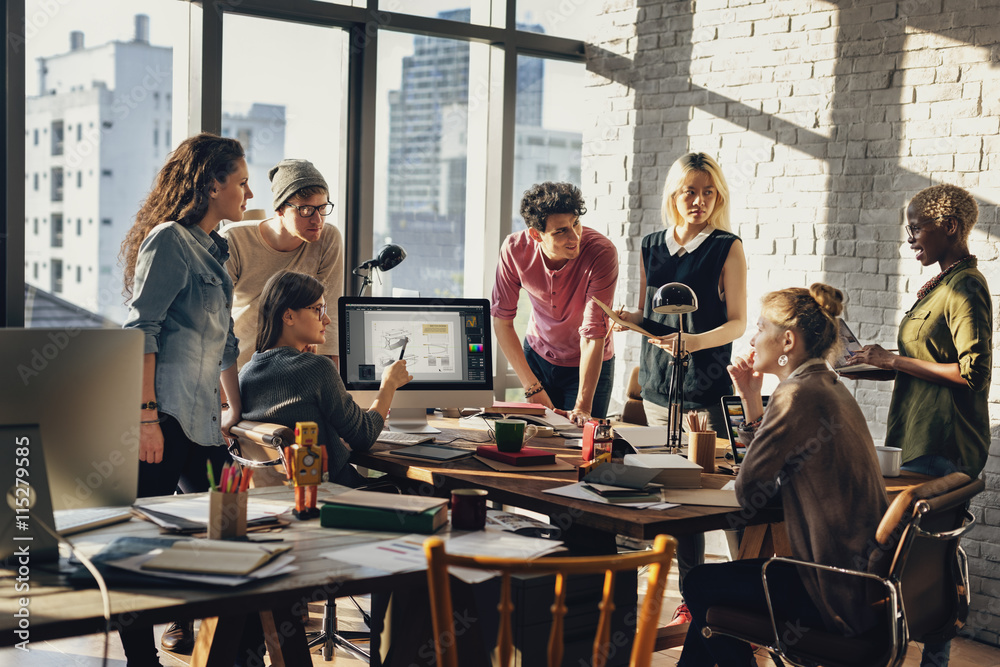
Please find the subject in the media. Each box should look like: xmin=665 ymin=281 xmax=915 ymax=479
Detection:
xmin=665 ymin=226 xmax=712 ymax=257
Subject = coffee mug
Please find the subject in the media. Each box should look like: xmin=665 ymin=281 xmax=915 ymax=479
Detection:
xmin=494 ymin=419 xmax=538 ymax=453
xmin=875 ymin=446 xmax=902 ymax=477
xmin=451 ymin=488 xmax=488 ymax=531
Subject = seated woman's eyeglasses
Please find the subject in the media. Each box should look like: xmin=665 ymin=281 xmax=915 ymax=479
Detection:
xmin=303 ymin=304 xmax=328 ymax=319
xmin=286 ymin=202 xmax=334 ymax=218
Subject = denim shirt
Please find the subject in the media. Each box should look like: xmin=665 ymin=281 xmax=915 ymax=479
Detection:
xmin=123 ymin=222 xmax=239 ymax=446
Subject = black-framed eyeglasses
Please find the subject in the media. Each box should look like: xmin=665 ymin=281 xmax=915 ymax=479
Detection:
xmin=302 ymin=304 xmax=328 ymax=319
xmin=905 ymin=217 xmax=942 ymax=238
xmin=285 ymin=201 xmax=334 ymax=218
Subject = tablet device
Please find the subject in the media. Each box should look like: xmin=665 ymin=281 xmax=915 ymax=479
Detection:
xmin=834 ymin=319 xmax=880 ymax=373
xmin=720 ymin=395 xmax=769 ymax=464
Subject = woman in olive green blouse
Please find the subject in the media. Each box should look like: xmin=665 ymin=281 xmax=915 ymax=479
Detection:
xmin=850 ymin=184 xmax=992 ymax=482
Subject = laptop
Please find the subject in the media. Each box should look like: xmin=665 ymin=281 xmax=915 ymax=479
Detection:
xmin=720 ymin=395 xmax=769 ymax=464
xmin=834 ymin=319 xmax=880 ymax=373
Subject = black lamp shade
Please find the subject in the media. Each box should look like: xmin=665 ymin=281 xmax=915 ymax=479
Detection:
xmin=375 ymin=244 xmax=406 ymax=271
xmin=652 ymin=282 xmax=698 ymax=314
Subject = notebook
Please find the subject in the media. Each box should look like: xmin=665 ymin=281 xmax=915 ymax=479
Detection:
xmin=834 ymin=319 xmax=881 ymax=373
xmin=721 ymin=395 xmax=769 ymax=464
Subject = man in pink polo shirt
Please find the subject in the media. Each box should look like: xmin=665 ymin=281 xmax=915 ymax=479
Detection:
xmin=492 ymin=182 xmax=618 ymax=423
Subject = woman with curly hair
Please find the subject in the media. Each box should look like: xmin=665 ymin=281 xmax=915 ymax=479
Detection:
xmin=119 ymin=132 xmax=252 ymax=664
xmin=848 ymin=184 xmax=991 ymax=667
xmin=679 ymin=284 xmax=888 ymax=666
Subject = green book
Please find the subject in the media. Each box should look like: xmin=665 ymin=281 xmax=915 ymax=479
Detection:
xmin=320 ymin=500 xmax=447 ymax=534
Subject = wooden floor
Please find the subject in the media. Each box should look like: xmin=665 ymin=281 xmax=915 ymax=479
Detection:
xmin=5 ymin=538 xmax=1000 ymax=666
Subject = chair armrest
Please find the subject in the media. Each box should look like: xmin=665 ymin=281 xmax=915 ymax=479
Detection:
xmin=230 ymin=421 xmax=294 ymax=448
xmin=912 ymin=508 xmax=976 ymax=541
xmin=760 ymin=557 xmax=903 ymax=657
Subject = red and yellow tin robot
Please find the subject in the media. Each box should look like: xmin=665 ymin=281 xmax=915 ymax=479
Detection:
xmin=284 ymin=421 xmax=328 ymax=519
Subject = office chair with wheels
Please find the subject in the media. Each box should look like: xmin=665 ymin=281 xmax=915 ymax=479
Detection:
xmin=229 ymin=419 xmax=391 ymax=662
xmin=424 ymin=533 xmax=676 ymax=667
xmin=702 ymin=472 xmax=983 ymax=667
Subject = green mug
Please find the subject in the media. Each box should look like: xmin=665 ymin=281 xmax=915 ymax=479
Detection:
xmin=494 ymin=419 xmax=538 ymax=453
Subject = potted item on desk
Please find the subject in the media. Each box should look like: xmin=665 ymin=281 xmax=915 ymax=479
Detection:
xmin=284 ymin=421 xmax=327 ymax=520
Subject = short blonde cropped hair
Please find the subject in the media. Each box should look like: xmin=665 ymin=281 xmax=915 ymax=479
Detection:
xmin=660 ymin=152 xmax=732 ymax=233
xmin=908 ymin=184 xmax=979 ymax=242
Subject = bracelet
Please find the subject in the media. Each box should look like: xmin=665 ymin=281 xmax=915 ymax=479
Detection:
xmin=740 ymin=415 xmax=763 ymax=431
xmin=525 ymin=383 xmax=543 ymax=399
xmin=140 ymin=417 xmax=165 ymax=424
xmin=140 ymin=400 xmax=160 ymax=411
xmin=221 ymin=402 xmax=230 ymax=409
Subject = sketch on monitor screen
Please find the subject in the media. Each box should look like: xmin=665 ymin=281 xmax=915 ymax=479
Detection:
xmin=371 ymin=320 xmax=457 ymax=373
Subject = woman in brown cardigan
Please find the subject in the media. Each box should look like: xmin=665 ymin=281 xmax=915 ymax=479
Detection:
xmin=677 ymin=284 xmax=889 ymax=667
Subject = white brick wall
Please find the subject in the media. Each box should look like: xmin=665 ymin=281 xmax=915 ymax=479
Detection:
xmin=585 ymin=0 xmax=1000 ymax=645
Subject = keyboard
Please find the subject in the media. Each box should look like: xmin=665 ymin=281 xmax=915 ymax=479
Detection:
xmin=376 ymin=431 xmax=436 ymax=445
xmin=54 ymin=507 xmax=134 ymax=536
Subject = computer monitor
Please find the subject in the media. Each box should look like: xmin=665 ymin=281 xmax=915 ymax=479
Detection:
xmin=0 ymin=328 xmax=142 ymax=561
xmin=339 ymin=297 xmax=494 ymax=433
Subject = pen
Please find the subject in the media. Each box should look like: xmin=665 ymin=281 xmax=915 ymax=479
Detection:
xmin=207 ymin=460 xmax=217 ymax=492
xmin=398 ymin=336 xmax=408 ymax=360
xmin=220 ymin=462 xmax=230 ymax=494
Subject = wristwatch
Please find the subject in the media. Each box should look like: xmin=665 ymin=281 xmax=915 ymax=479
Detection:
xmin=140 ymin=400 xmax=160 ymax=411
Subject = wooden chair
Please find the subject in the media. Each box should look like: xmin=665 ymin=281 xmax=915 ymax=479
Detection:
xmin=702 ymin=472 xmax=983 ymax=667
xmin=423 ymin=533 xmax=676 ymax=667
xmin=620 ymin=366 xmax=647 ymax=426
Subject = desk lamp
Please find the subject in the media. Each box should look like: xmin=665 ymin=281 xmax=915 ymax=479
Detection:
xmin=652 ymin=282 xmax=698 ymax=453
xmin=353 ymin=244 xmax=407 ymax=296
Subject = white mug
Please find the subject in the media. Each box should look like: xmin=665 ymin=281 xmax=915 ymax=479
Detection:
xmin=875 ymin=446 xmax=902 ymax=477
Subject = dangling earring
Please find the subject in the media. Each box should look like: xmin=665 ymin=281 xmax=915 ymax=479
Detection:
xmin=778 ymin=354 xmax=788 ymax=367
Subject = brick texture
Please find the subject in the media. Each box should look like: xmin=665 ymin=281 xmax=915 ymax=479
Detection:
xmin=584 ymin=0 xmax=1000 ymax=645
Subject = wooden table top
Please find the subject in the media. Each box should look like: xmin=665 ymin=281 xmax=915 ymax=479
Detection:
xmin=0 ymin=484 xmax=424 ymax=646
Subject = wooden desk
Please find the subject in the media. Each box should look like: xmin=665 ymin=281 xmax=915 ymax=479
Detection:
xmin=353 ymin=423 xmax=780 ymax=548
xmin=0 ymin=484 xmax=424 ymax=666
xmin=353 ymin=418 xmax=935 ymax=650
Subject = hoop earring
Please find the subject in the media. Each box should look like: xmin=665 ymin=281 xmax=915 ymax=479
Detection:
xmin=778 ymin=354 xmax=788 ymax=367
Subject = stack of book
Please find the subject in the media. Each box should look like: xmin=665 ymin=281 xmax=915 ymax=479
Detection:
xmin=622 ymin=453 xmax=703 ymax=488
xmin=475 ymin=445 xmax=555 ymax=467
xmin=320 ymin=489 xmax=448 ymax=534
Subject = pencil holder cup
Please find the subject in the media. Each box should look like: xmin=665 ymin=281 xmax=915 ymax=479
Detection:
xmin=688 ymin=432 xmax=717 ymax=474
xmin=209 ymin=491 xmax=248 ymax=539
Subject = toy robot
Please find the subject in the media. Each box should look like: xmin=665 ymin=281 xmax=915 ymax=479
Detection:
xmin=284 ymin=421 xmax=328 ymax=519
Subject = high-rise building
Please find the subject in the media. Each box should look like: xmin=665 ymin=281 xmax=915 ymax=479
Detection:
xmin=382 ymin=9 xmax=581 ymax=298
xmin=24 ymin=15 xmax=284 ymax=324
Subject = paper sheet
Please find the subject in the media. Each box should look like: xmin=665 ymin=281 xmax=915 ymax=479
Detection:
xmin=107 ymin=552 xmax=297 ymax=586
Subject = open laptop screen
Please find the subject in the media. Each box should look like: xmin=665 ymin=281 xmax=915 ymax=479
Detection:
xmin=721 ymin=395 xmax=769 ymax=464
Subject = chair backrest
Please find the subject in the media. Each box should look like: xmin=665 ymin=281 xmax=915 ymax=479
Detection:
xmin=228 ymin=421 xmax=292 ymax=488
xmin=424 ymin=534 xmax=675 ymax=667
xmin=870 ymin=472 xmax=983 ymax=644
xmin=621 ymin=366 xmax=647 ymax=425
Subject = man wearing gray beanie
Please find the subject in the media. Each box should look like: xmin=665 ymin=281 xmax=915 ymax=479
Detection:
xmin=221 ymin=159 xmax=344 ymax=369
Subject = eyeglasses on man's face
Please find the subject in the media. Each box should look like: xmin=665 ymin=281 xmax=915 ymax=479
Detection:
xmin=302 ymin=304 xmax=328 ymax=319
xmin=285 ymin=201 xmax=334 ymax=218
xmin=905 ymin=217 xmax=942 ymax=238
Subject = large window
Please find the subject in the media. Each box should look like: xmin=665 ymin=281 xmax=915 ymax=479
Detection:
xmin=21 ymin=0 xmax=189 ymax=325
xmin=9 ymin=0 xmax=587 ymax=396
xmin=373 ymin=29 xmax=482 ymax=299
xmin=221 ymin=14 xmax=349 ymax=233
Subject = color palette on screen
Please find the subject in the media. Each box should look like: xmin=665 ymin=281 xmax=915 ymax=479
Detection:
xmin=468 ymin=343 xmax=483 ymax=353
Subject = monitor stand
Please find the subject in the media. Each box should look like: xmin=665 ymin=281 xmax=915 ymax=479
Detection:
xmin=386 ymin=408 xmax=441 ymax=434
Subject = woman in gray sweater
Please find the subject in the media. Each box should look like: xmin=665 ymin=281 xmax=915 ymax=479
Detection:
xmin=239 ymin=271 xmax=412 ymax=486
